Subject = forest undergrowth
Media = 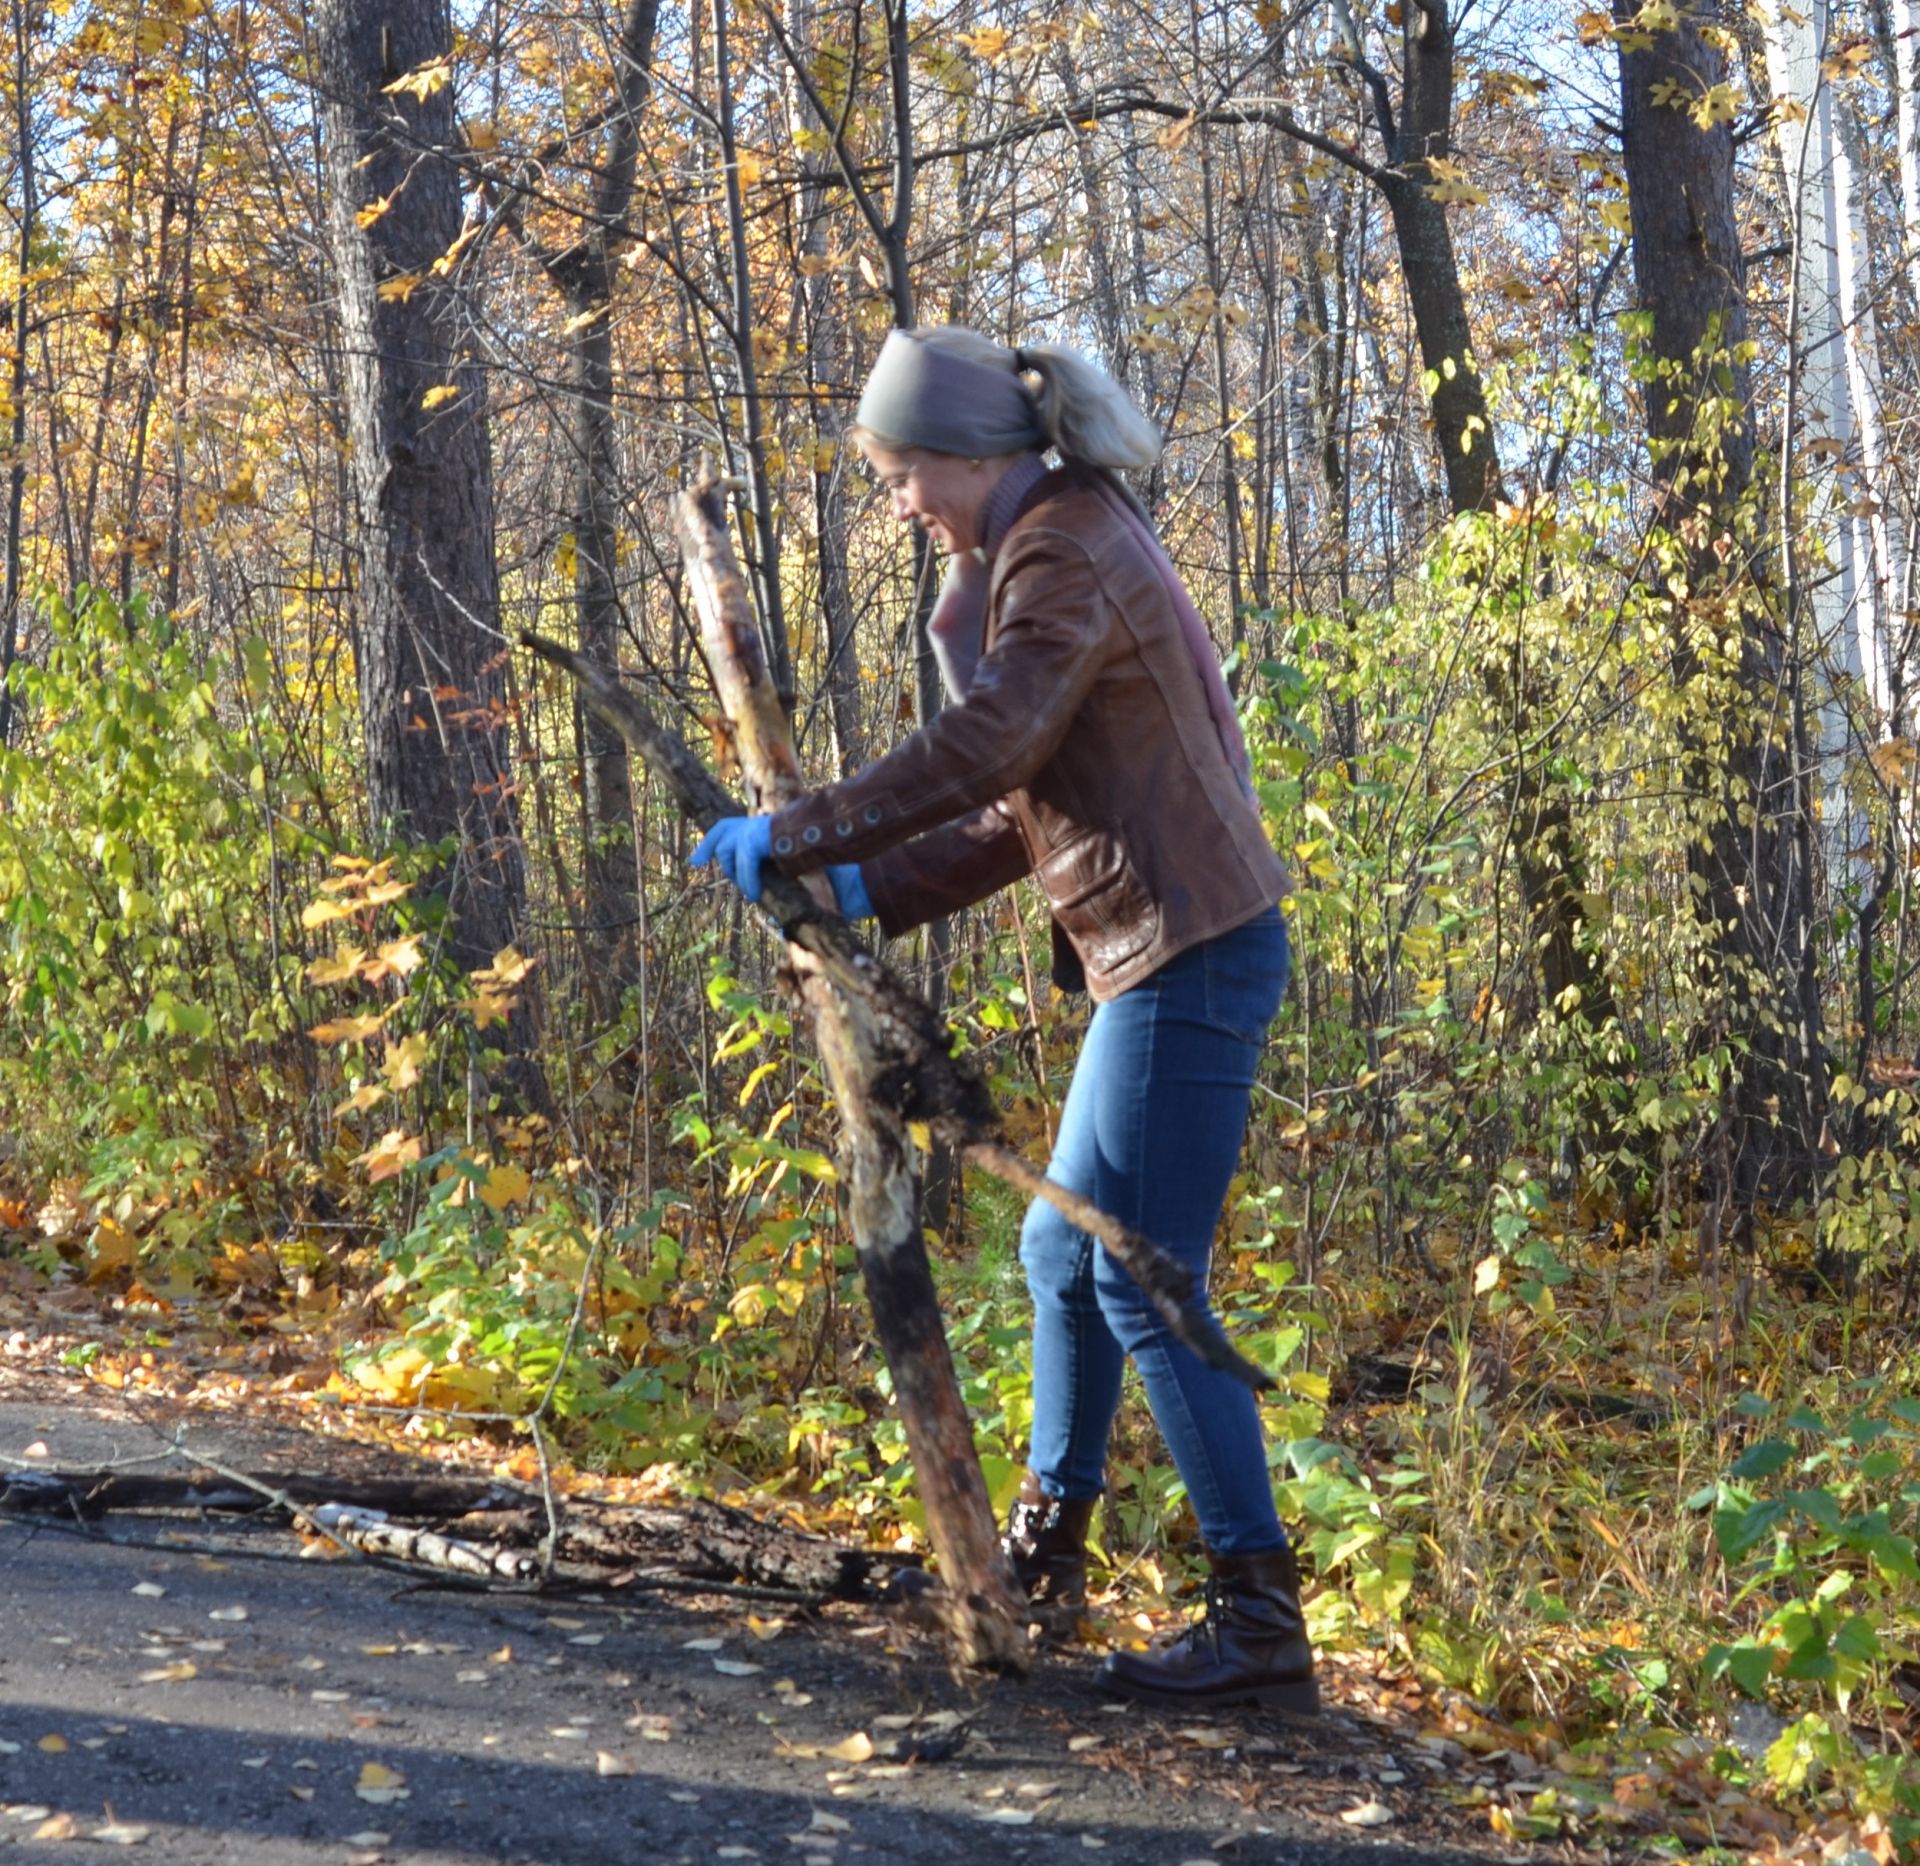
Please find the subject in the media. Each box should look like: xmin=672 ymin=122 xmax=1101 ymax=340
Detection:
xmin=4 ymin=503 xmax=1920 ymax=1860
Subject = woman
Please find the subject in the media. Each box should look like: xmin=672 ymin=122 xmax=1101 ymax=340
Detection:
xmin=692 ymin=326 xmax=1314 ymax=1714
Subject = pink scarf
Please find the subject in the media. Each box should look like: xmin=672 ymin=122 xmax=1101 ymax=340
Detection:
xmin=927 ymin=460 xmax=1253 ymax=791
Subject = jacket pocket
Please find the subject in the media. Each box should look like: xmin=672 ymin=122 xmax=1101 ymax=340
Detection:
xmin=1036 ymin=828 xmax=1159 ymax=973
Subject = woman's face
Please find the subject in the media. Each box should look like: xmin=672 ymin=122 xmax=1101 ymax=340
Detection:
xmin=859 ymin=440 xmax=991 ymax=555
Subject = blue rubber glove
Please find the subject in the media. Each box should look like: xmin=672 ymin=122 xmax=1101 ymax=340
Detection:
xmin=827 ymin=863 xmax=874 ymax=921
xmin=691 ymin=814 xmax=773 ymax=903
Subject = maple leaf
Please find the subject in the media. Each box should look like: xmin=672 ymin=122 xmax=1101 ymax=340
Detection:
xmin=382 ymin=60 xmax=450 ymax=100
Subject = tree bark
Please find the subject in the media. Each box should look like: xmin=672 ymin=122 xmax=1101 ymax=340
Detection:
xmin=315 ymin=0 xmax=534 ymax=1012
xmin=1616 ymin=0 xmax=1823 ymax=1230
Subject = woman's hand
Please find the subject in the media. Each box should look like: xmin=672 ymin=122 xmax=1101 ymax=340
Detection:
xmin=826 ymin=863 xmax=874 ymax=921
xmin=692 ymin=817 xmax=873 ymax=922
xmin=690 ymin=815 xmax=773 ymax=902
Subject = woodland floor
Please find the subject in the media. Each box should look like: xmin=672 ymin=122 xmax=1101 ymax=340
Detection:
xmin=0 ymin=1337 xmax=1563 ymax=1866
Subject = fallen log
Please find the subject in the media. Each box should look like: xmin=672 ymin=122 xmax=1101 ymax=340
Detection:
xmin=0 ymin=1467 xmax=524 ymax=1519
xmin=303 ymin=1502 xmax=541 ymax=1582
xmin=1 ymin=1462 xmax=911 ymax=1599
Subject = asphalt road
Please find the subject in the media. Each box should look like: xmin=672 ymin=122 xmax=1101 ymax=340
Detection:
xmin=0 ymin=1391 xmax=1507 ymax=1866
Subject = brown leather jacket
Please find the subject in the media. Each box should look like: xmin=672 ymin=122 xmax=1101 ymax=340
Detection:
xmin=767 ymin=469 xmax=1290 ymax=1001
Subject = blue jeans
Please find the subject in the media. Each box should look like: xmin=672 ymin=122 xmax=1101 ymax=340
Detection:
xmin=1020 ymin=905 xmax=1290 ymax=1557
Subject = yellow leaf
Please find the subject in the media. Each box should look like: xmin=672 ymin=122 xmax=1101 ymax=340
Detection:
xmin=960 ymin=25 xmax=1010 ymax=58
xmin=38 ymin=1733 xmax=68 ymax=1752
xmin=308 ymin=1012 xmax=389 ymax=1044
xmin=479 ymin=1163 xmax=532 ymax=1211
xmin=481 ymin=946 xmax=537 ymax=987
xmin=356 ymin=1130 xmax=422 ymax=1184
xmin=1598 ymin=197 xmax=1633 ymax=236
xmin=382 ymin=59 xmax=451 ymax=100
xmin=86 ymin=1218 xmax=139 ymax=1284
xmin=355 ymin=1759 xmax=412 ymax=1804
xmin=333 ymin=1083 xmax=389 ymax=1116
xmin=373 ymin=935 xmax=425 ymax=977
xmin=32 ymin=1812 xmax=78 ymax=1841
xmin=1473 ymin=1253 xmax=1501 ymax=1295
xmin=382 ymin=1032 xmax=429 ymax=1092
xmin=355 ymin=193 xmax=393 ymax=229
xmin=554 ymin=533 xmax=577 ymax=580
xmin=137 ymin=1661 xmax=197 ymax=1683
xmin=301 ymin=898 xmax=359 ymax=929
xmin=421 ymin=384 xmax=460 ymax=410
xmin=466 ymin=121 xmax=499 ymax=151
xmin=734 ymin=149 xmax=764 ymax=186
xmin=376 ymin=272 xmax=425 ymax=303
xmin=306 ymin=945 xmax=369 ymax=986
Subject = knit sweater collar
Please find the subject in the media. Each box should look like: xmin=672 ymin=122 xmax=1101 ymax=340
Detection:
xmin=977 ymin=453 xmax=1051 ymax=562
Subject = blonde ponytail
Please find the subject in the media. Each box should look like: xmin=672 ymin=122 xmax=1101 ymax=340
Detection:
xmin=1016 ymin=342 xmax=1162 ymax=472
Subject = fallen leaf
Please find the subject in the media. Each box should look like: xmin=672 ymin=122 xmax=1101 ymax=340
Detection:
xmin=38 ymin=1734 xmax=68 ymax=1752
xmin=31 ymin=1812 xmax=78 ymax=1840
xmin=344 ymin=1835 xmax=392 ymax=1849
xmin=747 ymin=1615 xmax=786 ymax=1642
xmin=240 ymin=1758 xmax=268 ymax=1770
xmin=24 ymin=1440 xmax=47 ymax=1458
xmin=208 ymin=1606 xmax=249 ymax=1623
xmin=567 ymin=1634 xmax=604 ymax=1647
xmin=1176 ymin=1727 xmax=1236 ymax=1749
xmin=1068 ymin=1735 xmax=1101 ymax=1753
xmin=681 ymin=1637 xmax=725 ymax=1651
xmin=131 ymin=1584 xmax=166 ymax=1599
xmin=594 ymin=1752 xmax=637 ymax=1777
xmin=777 ymin=1732 xmax=874 ymax=1763
xmin=288 ymin=1786 xmax=315 ymax=1803
xmin=93 ymin=1810 xmax=151 ymax=1846
xmin=666 ymin=1791 xmax=699 ymax=1804
xmin=1080 ymin=1840 xmax=1106 ymax=1852
xmin=488 ymin=1646 xmax=512 ymax=1663
xmin=806 ymin=1813 xmax=851 ymax=1834
xmin=979 ymin=1808 xmax=1036 ymax=1825
xmin=713 ymin=1658 xmax=763 ymax=1677
xmin=354 ymin=1761 xmax=411 ymax=1805
xmin=1340 ymin=1800 xmax=1394 ymax=1827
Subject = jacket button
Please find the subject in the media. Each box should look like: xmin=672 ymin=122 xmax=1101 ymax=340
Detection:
xmin=835 ymin=820 xmax=853 ymax=838
xmin=774 ymin=836 xmax=794 ymax=855
xmin=864 ymin=804 xmax=883 ymax=824
xmin=802 ymin=825 xmax=822 ymax=845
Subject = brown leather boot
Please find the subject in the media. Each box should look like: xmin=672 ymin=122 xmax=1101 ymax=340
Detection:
xmin=1002 ymin=1472 xmax=1096 ymax=1611
xmin=1096 ymin=1544 xmax=1318 ymax=1714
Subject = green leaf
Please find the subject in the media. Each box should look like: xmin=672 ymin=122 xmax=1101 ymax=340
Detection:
xmin=1730 ymin=1439 xmax=1794 ymax=1481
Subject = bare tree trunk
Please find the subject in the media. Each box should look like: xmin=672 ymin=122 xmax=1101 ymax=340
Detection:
xmin=0 ymin=0 xmax=37 ymax=747
xmin=1616 ymin=0 xmax=1823 ymax=1234
xmin=785 ymin=0 xmax=862 ymax=776
xmin=558 ymin=0 xmax=657 ymax=989
xmin=315 ymin=0 xmax=538 ymax=1043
